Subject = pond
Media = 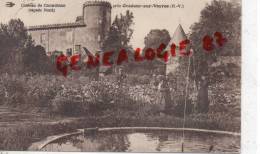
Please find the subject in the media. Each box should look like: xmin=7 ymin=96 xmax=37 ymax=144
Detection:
xmin=42 ymin=129 xmax=240 ymax=152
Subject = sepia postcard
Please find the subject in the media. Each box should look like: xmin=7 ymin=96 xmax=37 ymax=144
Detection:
xmin=0 ymin=0 xmax=257 ymax=153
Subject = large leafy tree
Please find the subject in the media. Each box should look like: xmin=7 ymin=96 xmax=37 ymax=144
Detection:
xmin=142 ymin=29 xmax=171 ymax=70
xmin=102 ymin=10 xmax=134 ymax=52
xmin=0 ymin=19 xmax=33 ymax=73
xmin=189 ymin=0 xmax=241 ymax=113
xmin=23 ymin=45 xmax=55 ymax=74
xmin=144 ymin=29 xmax=171 ymax=49
xmin=0 ymin=19 xmax=53 ymax=74
xmin=102 ymin=10 xmax=134 ymax=72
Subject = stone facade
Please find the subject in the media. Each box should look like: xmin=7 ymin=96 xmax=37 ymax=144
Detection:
xmin=28 ymin=1 xmax=111 ymax=56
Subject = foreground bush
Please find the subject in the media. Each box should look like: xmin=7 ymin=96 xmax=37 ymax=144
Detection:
xmin=0 ymin=73 xmax=240 ymax=118
xmin=0 ymin=74 xmax=64 ymax=109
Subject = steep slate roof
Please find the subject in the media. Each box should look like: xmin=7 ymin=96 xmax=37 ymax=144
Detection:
xmin=152 ymin=24 xmax=188 ymax=65
xmin=167 ymin=24 xmax=188 ymax=49
xmin=164 ymin=24 xmax=189 ymax=74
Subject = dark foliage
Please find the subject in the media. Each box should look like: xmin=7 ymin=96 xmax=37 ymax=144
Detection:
xmin=0 ymin=19 xmax=54 ymax=74
xmin=189 ymin=0 xmax=241 ymax=113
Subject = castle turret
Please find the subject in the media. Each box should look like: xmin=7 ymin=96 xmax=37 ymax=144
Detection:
xmin=171 ymin=24 xmax=188 ymax=46
xmin=82 ymin=1 xmax=111 ymax=53
xmin=165 ymin=24 xmax=189 ymax=75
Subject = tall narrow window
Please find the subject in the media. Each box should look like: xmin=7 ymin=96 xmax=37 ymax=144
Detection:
xmin=75 ymin=45 xmax=81 ymax=52
xmin=98 ymin=19 xmax=102 ymax=24
xmin=40 ymin=33 xmax=46 ymax=43
xmin=66 ymin=31 xmax=73 ymax=42
xmin=66 ymin=48 xmax=72 ymax=56
xmin=97 ymin=35 xmax=101 ymax=42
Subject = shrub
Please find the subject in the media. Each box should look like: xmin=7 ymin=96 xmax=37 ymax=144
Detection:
xmin=0 ymin=74 xmax=28 ymax=106
xmin=0 ymin=74 xmax=65 ymax=110
xmin=49 ymin=78 xmax=129 ymax=116
xmin=50 ymin=79 xmax=96 ymax=115
xmin=126 ymin=74 xmax=152 ymax=85
xmin=172 ymin=98 xmax=193 ymax=116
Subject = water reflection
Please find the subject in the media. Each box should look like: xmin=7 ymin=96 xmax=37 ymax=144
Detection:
xmin=42 ymin=130 xmax=240 ymax=152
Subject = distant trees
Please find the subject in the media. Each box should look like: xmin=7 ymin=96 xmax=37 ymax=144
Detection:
xmin=0 ymin=19 xmax=53 ymax=74
xmin=142 ymin=29 xmax=171 ymax=70
xmin=144 ymin=29 xmax=171 ymax=49
xmin=189 ymin=0 xmax=241 ymax=113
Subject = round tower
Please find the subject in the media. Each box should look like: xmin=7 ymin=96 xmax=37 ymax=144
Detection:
xmin=83 ymin=1 xmax=111 ymax=52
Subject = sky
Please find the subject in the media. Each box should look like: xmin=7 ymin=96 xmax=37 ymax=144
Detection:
xmin=0 ymin=0 xmax=220 ymax=48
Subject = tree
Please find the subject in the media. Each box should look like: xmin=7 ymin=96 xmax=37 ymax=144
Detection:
xmin=102 ymin=10 xmax=134 ymax=73
xmin=102 ymin=10 xmax=134 ymax=51
xmin=189 ymin=0 xmax=241 ymax=113
xmin=23 ymin=45 xmax=55 ymax=74
xmin=142 ymin=29 xmax=171 ymax=70
xmin=0 ymin=19 xmax=54 ymax=74
xmin=144 ymin=29 xmax=171 ymax=49
xmin=0 ymin=19 xmax=34 ymax=73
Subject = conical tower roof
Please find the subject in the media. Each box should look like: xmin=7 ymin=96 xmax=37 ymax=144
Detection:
xmin=165 ymin=24 xmax=189 ymax=55
xmin=164 ymin=24 xmax=189 ymax=75
xmin=170 ymin=24 xmax=187 ymax=46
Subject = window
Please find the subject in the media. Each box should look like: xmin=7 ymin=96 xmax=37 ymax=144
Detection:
xmin=66 ymin=48 xmax=72 ymax=56
xmin=66 ymin=31 xmax=73 ymax=42
xmin=97 ymin=35 xmax=101 ymax=42
xmin=40 ymin=33 xmax=46 ymax=43
xmin=75 ymin=45 xmax=81 ymax=52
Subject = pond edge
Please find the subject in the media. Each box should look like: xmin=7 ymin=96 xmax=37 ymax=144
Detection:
xmin=28 ymin=127 xmax=240 ymax=151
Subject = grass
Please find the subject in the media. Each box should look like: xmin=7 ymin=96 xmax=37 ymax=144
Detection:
xmin=0 ymin=122 xmax=75 ymax=150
